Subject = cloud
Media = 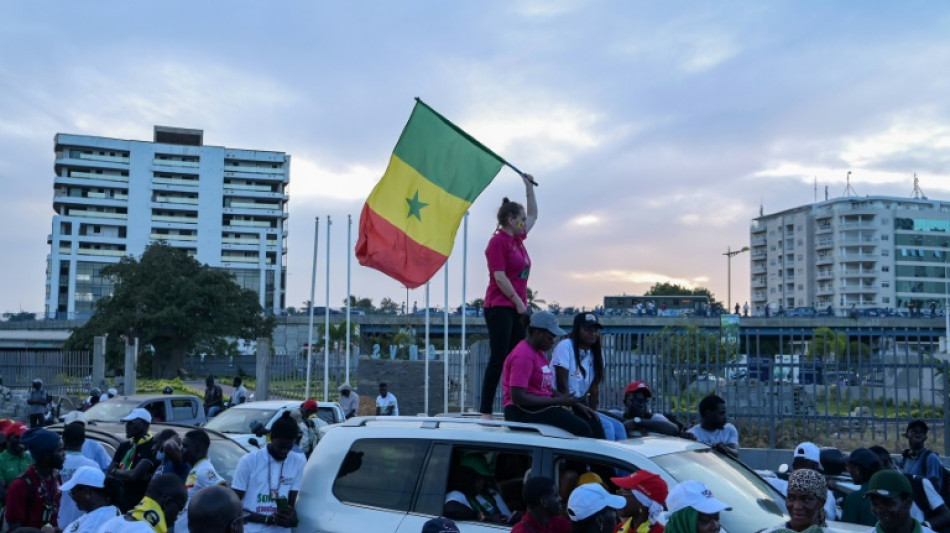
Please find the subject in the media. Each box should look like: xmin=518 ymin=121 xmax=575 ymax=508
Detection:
xmin=569 ymin=269 xmax=702 ymax=288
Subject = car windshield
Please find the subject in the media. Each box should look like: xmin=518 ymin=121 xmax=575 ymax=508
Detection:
xmin=653 ymin=449 xmax=787 ymax=533
xmin=205 ymin=407 xmax=280 ymax=433
xmin=85 ymin=399 xmax=143 ymax=422
xmin=208 ymin=439 xmax=247 ymax=484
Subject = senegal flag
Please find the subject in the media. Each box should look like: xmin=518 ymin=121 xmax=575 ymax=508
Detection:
xmin=356 ymin=99 xmax=505 ymax=288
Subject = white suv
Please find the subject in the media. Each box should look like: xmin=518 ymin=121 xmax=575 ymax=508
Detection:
xmin=298 ymin=417 xmax=791 ymax=533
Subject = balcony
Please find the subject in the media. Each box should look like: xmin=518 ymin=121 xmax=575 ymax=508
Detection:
xmin=816 ymin=256 xmax=833 ymax=265
xmin=816 ymin=224 xmax=832 ymax=233
xmin=64 ymin=209 xmax=127 ymax=220
xmin=61 ymin=170 xmax=129 ymax=182
xmin=152 ymin=215 xmax=198 ymax=224
xmin=153 ymin=177 xmax=199 ymax=187
xmin=815 ymin=239 xmax=833 ymax=249
xmin=153 ymin=159 xmax=199 ymax=169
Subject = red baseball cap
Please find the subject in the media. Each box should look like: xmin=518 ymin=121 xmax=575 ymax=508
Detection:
xmin=3 ymin=423 xmax=27 ymax=437
xmin=611 ymin=470 xmax=668 ymax=506
xmin=301 ymin=399 xmax=318 ymax=411
xmin=623 ymin=381 xmax=652 ymax=397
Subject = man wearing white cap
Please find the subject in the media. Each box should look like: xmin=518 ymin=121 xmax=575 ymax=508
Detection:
xmin=63 ymin=411 xmax=111 ymax=470
xmin=665 ymin=480 xmax=731 ymax=533
xmin=567 ymin=483 xmax=626 ymax=533
xmin=765 ymin=442 xmax=837 ymax=521
xmin=59 ymin=423 xmax=100 ymax=526
xmin=60 ymin=466 xmax=120 ymax=533
xmin=107 ymin=408 xmax=159 ymax=512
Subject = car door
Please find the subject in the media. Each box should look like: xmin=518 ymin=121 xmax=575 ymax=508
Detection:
xmin=169 ymin=398 xmax=201 ymax=425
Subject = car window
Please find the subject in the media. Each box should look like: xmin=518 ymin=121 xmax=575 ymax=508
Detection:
xmin=205 ymin=408 xmax=280 ymax=433
xmin=170 ymin=399 xmax=197 ymax=422
xmin=315 ymin=406 xmax=337 ymax=425
xmin=442 ymin=446 xmax=532 ymax=521
xmin=207 ymin=439 xmax=246 ymax=485
xmin=145 ymin=400 xmax=167 ymax=422
xmin=85 ymin=399 xmax=142 ymax=422
xmin=332 ymin=439 xmax=428 ymax=512
xmin=653 ymin=449 xmax=786 ymax=532
xmin=415 ymin=443 xmax=451 ymax=515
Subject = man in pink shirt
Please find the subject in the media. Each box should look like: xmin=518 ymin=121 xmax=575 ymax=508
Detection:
xmin=502 ymin=312 xmax=603 ymax=438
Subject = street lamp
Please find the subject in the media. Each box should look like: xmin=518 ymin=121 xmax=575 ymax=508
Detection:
xmin=723 ymin=245 xmax=750 ymax=313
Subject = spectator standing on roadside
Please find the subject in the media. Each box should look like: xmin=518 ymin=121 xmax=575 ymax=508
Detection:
xmin=204 ymin=375 xmax=225 ymax=418
xmin=479 ymin=176 xmax=538 ymax=420
xmin=338 ymin=384 xmax=359 ymax=419
xmin=0 ymin=423 xmax=32 ymax=484
xmin=232 ymin=416 xmax=306 ymax=533
xmin=376 ymin=383 xmax=399 ymax=416
xmin=510 ymin=476 xmax=570 ymax=533
xmin=229 ymin=377 xmax=248 ymax=408
xmin=901 ymin=420 xmax=944 ymax=493
xmin=58 ymin=423 xmax=100 ymax=527
xmin=840 ymin=448 xmax=883 ymax=526
xmin=686 ymin=395 xmax=739 ymax=458
xmin=27 ymin=379 xmax=48 ymax=428
xmin=175 ymin=429 xmax=227 ymax=533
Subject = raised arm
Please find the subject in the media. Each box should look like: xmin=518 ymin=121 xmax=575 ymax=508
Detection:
xmin=523 ymin=174 xmax=537 ymax=233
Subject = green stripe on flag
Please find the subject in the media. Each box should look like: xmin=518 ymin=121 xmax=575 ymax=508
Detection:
xmin=393 ymin=102 xmax=504 ymax=203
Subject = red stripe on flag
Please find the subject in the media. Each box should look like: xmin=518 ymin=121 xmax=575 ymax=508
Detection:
xmin=355 ymin=203 xmax=448 ymax=289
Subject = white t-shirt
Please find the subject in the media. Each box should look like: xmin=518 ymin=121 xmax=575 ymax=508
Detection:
xmin=61 ymin=505 xmax=120 ymax=533
xmin=909 ymin=477 xmax=945 ymax=523
xmin=551 ymin=339 xmax=599 ymax=398
xmin=444 ymin=489 xmax=512 ymax=518
xmin=81 ymin=439 xmax=112 ymax=470
xmin=232 ymin=447 xmax=306 ymax=533
xmin=175 ymin=457 xmax=227 ymax=533
xmin=686 ymin=423 xmax=740 ymax=447
xmin=376 ymin=394 xmax=399 ymax=416
xmin=231 ymin=385 xmax=248 ymax=406
xmin=59 ymin=451 xmax=100 ymax=526
xmin=97 ymin=514 xmax=158 ymax=533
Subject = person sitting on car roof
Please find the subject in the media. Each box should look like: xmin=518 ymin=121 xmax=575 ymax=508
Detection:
xmin=685 ymin=395 xmax=739 ymax=458
xmin=621 ymin=381 xmax=682 ymax=438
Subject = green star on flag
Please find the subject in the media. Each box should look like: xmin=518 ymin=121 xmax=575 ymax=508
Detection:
xmin=406 ymin=190 xmax=428 ymax=221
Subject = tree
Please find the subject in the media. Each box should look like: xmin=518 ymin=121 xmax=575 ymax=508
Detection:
xmin=2 ymin=312 xmax=36 ymax=322
xmin=65 ymin=242 xmax=273 ymax=378
xmin=645 ymin=282 xmax=722 ymax=309
xmin=644 ymin=324 xmax=736 ymax=391
xmin=343 ymin=296 xmax=374 ymax=310
xmin=527 ymin=287 xmax=546 ymax=312
xmin=468 ymin=298 xmax=485 ymax=310
xmin=379 ymin=297 xmax=399 ymax=314
xmin=809 ymin=327 xmax=847 ymax=361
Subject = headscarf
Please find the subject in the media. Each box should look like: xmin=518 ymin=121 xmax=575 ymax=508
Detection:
xmin=664 ymin=506 xmax=697 ymax=533
xmin=787 ymin=469 xmax=828 ymax=527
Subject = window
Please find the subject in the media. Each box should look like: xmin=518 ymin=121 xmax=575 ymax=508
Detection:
xmin=333 ymin=439 xmax=428 ymax=511
xmin=170 ymin=399 xmax=196 ymax=421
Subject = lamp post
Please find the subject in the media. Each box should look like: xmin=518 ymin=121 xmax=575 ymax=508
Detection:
xmin=723 ymin=245 xmax=750 ymax=313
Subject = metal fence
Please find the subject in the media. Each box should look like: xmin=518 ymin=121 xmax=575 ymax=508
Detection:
xmin=0 ymin=350 xmax=93 ymax=397
xmin=469 ymin=328 xmax=950 ymax=454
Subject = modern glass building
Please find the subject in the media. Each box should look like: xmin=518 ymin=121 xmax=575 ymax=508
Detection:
xmin=750 ymin=195 xmax=950 ymax=314
xmin=46 ymin=126 xmax=289 ymax=319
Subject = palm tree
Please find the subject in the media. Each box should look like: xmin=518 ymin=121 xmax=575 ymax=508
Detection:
xmin=527 ymin=287 xmax=546 ymax=312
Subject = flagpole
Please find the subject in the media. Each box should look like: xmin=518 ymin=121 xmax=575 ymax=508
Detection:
xmin=305 ymin=217 xmax=319 ymax=399
xmin=443 ymin=260 xmax=449 ymax=414
xmin=323 ymin=215 xmax=331 ymax=403
xmin=424 ymin=282 xmax=430 ymax=416
xmin=345 ymin=214 xmax=352 ymax=386
xmin=460 ymin=212 xmax=468 ymax=412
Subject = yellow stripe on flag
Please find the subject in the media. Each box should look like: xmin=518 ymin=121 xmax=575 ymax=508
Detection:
xmin=365 ymin=154 xmax=472 ymax=257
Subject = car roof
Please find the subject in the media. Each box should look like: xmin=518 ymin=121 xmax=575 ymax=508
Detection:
xmin=228 ymin=400 xmax=301 ymax=409
xmin=106 ymin=394 xmax=200 ymax=402
xmin=334 ymin=416 xmax=709 ymax=458
xmin=46 ymin=421 xmax=236 ymax=443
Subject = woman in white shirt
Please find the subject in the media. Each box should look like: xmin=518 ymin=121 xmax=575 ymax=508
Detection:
xmin=552 ymin=313 xmax=625 ymax=440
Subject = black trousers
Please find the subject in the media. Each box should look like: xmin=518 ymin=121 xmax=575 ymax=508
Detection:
xmin=503 ymin=405 xmax=603 ymax=438
xmin=480 ymin=306 xmax=525 ymax=414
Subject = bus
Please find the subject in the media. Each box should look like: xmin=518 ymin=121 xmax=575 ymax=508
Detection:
xmin=603 ymin=295 xmax=712 ymax=317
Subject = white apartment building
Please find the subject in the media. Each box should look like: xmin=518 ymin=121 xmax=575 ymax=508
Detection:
xmin=750 ymin=195 xmax=950 ymax=314
xmin=47 ymin=126 xmax=289 ymax=319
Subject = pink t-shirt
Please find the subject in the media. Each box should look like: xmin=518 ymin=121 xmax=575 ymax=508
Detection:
xmin=484 ymin=230 xmax=530 ymax=309
xmin=502 ymin=340 xmax=554 ymax=407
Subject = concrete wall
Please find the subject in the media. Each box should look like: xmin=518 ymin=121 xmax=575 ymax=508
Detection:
xmin=356 ymin=359 xmax=459 ymax=416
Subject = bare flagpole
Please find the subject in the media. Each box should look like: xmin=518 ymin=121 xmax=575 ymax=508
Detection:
xmin=345 ymin=214 xmax=352 ymax=385
xmin=305 ymin=217 xmax=319 ymax=399
xmin=323 ymin=215 xmax=332 ymax=402
xmin=460 ymin=212 xmax=468 ymax=412
xmin=443 ymin=260 xmax=449 ymax=414
xmin=424 ymin=282 xmax=430 ymax=415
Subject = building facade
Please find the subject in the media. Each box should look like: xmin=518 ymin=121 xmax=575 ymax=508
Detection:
xmin=750 ymin=196 xmax=950 ymax=314
xmin=47 ymin=126 xmax=289 ymax=319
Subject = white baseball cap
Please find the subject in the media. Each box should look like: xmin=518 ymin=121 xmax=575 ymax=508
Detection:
xmin=793 ymin=442 xmax=823 ymax=470
xmin=63 ymin=411 xmax=87 ymax=425
xmin=120 ymin=408 xmax=152 ymax=424
xmin=667 ymin=481 xmax=732 ymax=514
xmin=567 ymin=483 xmax=626 ymax=521
xmin=61 ymin=466 xmax=105 ymax=491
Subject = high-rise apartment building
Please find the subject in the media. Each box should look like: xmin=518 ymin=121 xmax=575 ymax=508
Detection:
xmin=750 ymin=195 xmax=950 ymax=314
xmin=47 ymin=126 xmax=289 ymax=319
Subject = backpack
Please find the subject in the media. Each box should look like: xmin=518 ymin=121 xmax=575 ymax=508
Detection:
xmin=919 ymin=449 xmax=950 ymax=505
xmin=907 ymin=474 xmax=950 ymax=533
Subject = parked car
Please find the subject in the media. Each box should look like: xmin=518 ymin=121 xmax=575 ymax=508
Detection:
xmin=203 ymin=400 xmax=345 ymax=450
xmin=786 ymin=307 xmax=816 ymax=317
xmin=83 ymin=394 xmax=206 ymax=426
xmin=46 ymin=422 xmax=247 ymax=483
xmin=299 ymin=416 xmax=799 ymax=533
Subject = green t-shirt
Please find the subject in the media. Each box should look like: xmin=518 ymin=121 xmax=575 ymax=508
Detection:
xmin=0 ymin=450 xmax=33 ymax=485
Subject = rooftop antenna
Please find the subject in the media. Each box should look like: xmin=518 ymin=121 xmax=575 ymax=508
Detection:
xmin=759 ymin=199 xmax=764 ymax=217
xmin=911 ymin=173 xmax=928 ymax=200
xmin=842 ymin=170 xmax=858 ymax=197
xmin=814 ymin=176 xmax=817 ymax=203
xmin=824 ymin=185 xmax=829 ymax=201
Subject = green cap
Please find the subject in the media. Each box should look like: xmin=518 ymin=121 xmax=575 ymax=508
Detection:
xmin=460 ymin=453 xmax=493 ymax=477
xmin=864 ymin=470 xmax=912 ymax=501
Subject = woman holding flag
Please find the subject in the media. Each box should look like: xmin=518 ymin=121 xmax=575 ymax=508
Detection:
xmin=479 ymin=173 xmax=538 ymax=419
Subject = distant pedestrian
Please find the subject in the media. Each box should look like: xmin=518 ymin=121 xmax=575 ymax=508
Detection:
xmin=376 ymin=383 xmax=399 ymax=416
xmin=338 ymin=383 xmax=359 ymax=419
xmin=27 ymin=379 xmax=48 ymax=428
xmin=686 ymin=395 xmax=739 ymax=458
xmin=743 ymin=302 xmax=749 ymax=317
xmin=204 ymin=375 xmax=224 ymax=417
xmin=228 ymin=377 xmax=248 ymax=408
xmin=734 ymin=303 xmax=740 ymax=315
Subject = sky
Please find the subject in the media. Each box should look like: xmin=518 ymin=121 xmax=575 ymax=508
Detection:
xmin=2 ymin=1 xmax=950 ymax=315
